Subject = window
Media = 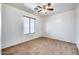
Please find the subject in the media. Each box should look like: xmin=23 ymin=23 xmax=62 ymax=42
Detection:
xmin=23 ymin=16 xmax=35 ymax=34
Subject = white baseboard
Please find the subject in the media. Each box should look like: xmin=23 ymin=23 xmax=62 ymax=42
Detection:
xmin=43 ymin=35 xmax=75 ymax=44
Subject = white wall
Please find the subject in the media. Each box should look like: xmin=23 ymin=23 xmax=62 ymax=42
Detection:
xmin=42 ymin=10 xmax=76 ymax=43
xmin=0 ymin=4 xmax=1 ymax=54
xmin=76 ymin=4 xmax=79 ymax=49
xmin=2 ymin=4 xmax=42 ymax=49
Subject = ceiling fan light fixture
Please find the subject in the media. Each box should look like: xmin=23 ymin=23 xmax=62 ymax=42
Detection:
xmin=41 ymin=9 xmax=48 ymax=13
xmin=34 ymin=3 xmax=54 ymax=14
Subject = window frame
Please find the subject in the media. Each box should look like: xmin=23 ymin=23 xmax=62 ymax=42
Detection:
xmin=23 ymin=15 xmax=35 ymax=34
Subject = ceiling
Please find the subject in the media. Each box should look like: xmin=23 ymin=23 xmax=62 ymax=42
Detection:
xmin=6 ymin=3 xmax=78 ymax=17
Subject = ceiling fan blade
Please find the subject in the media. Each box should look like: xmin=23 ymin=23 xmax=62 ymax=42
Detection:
xmin=34 ymin=8 xmax=38 ymax=10
xmin=48 ymin=3 xmax=51 ymax=6
xmin=47 ymin=8 xmax=54 ymax=11
xmin=37 ymin=6 xmax=42 ymax=8
xmin=38 ymin=10 xmax=42 ymax=12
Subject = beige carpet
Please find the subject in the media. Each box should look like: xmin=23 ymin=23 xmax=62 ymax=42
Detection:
xmin=2 ymin=37 xmax=79 ymax=55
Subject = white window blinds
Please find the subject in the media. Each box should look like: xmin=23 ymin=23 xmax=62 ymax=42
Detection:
xmin=24 ymin=16 xmax=35 ymax=34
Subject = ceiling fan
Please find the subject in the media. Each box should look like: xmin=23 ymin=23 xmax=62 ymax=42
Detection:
xmin=34 ymin=3 xmax=54 ymax=13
